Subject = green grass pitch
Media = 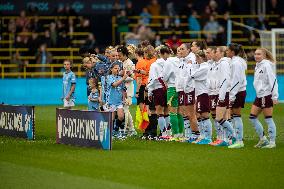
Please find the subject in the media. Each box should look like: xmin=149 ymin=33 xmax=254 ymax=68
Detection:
xmin=0 ymin=104 xmax=284 ymax=189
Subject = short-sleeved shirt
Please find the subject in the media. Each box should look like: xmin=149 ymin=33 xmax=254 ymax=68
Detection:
xmin=135 ymin=58 xmax=156 ymax=86
xmin=63 ymin=71 xmax=76 ymax=99
xmin=88 ymin=90 xmax=100 ymax=110
xmin=106 ymin=74 xmax=125 ymax=106
xmin=86 ymin=68 xmax=100 ymax=96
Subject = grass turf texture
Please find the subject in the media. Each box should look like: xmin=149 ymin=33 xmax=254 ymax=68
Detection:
xmin=0 ymin=104 xmax=284 ymax=189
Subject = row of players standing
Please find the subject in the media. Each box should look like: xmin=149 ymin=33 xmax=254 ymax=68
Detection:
xmin=62 ymin=40 xmax=279 ymax=148
xmin=144 ymin=41 xmax=278 ymax=148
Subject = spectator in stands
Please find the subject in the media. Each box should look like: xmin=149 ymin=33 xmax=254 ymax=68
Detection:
xmin=16 ymin=10 xmax=30 ymax=32
xmin=180 ymin=0 xmax=194 ymax=17
xmin=203 ymin=15 xmax=220 ymax=39
xmin=154 ymin=34 xmax=162 ymax=47
xmin=84 ymin=33 xmax=97 ymax=50
xmin=166 ymin=1 xmax=176 ymax=17
xmin=80 ymin=18 xmax=91 ymax=32
xmin=125 ymin=1 xmax=136 ymax=17
xmin=147 ymin=0 xmax=161 ymax=24
xmin=41 ymin=30 xmax=52 ymax=47
xmin=58 ymin=31 xmax=71 ymax=48
xmin=56 ymin=20 xmax=65 ymax=34
xmin=200 ymin=6 xmax=212 ymax=26
xmin=35 ymin=43 xmax=53 ymax=73
xmin=161 ymin=17 xmax=173 ymax=31
xmin=139 ymin=7 xmax=152 ymax=25
xmin=174 ymin=16 xmax=181 ymax=30
xmin=117 ymin=9 xmax=129 ymax=34
xmin=137 ymin=25 xmax=155 ymax=42
xmin=28 ymin=32 xmax=41 ymax=57
xmin=50 ymin=22 xmax=58 ymax=47
xmin=30 ymin=16 xmax=43 ymax=32
xmin=14 ymin=35 xmax=25 ymax=48
xmin=208 ymin=0 xmax=218 ymax=14
xmin=188 ymin=10 xmax=201 ymax=39
xmin=10 ymin=50 xmax=28 ymax=74
xmin=166 ymin=33 xmax=182 ymax=53
xmin=8 ymin=19 xmax=16 ymax=34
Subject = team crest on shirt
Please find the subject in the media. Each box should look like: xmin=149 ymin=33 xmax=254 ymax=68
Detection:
xmin=197 ymin=102 xmax=201 ymax=112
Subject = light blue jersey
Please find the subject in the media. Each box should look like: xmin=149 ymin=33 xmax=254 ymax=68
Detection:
xmin=88 ymin=90 xmax=100 ymax=110
xmin=106 ymin=74 xmax=125 ymax=106
xmin=63 ymin=71 xmax=76 ymax=100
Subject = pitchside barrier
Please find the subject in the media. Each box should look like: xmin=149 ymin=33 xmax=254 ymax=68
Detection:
xmin=56 ymin=108 xmax=112 ymax=150
xmin=0 ymin=104 xmax=35 ymax=140
xmin=0 ymin=77 xmax=283 ymax=105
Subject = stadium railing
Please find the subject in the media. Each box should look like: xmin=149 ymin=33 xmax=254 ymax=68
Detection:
xmin=0 ymin=63 xmax=85 ymax=79
xmin=112 ymin=14 xmax=279 ymax=45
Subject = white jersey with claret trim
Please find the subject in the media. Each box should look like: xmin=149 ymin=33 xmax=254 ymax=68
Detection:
xmin=176 ymin=52 xmax=196 ymax=93
xmin=215 ymin=57 xmax=231 ymax=101
xmin=147 ymin=58 xmax=166 ymax=96
xmin=229 ymin=56 xmax=247 ymax=102
xmin=191 ymin=62 xmax=210 ymax=96
xmin=253 ymin=59 xmax=278 ymax=100
xmin=161 ymin=56 xmax=180 ymax=88
xmin=207 ymin=60 xmax=218 ymax=96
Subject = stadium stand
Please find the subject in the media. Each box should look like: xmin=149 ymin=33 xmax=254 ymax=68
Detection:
xmin=1 ymin=0 xmax=283 ymax=77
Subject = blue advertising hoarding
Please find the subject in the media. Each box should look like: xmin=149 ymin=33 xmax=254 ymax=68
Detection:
xmin=0 ymin=104 xmax=35 ymax=140
xmin=56 ymin=108 xmax=112 ymax=150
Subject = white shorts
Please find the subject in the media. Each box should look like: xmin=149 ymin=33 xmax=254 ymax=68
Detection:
xmin=103 ymin=104 xmax=123 ymax=112
xmin=63 ymin=99 xmax=75 ymax=108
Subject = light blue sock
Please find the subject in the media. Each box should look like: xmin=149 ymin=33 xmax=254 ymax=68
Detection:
xmin=233 ymin=116 xmax=243 ymax=142
xmin=249 ymin=115 xmax=264 ymax=139
xmin=158 ymin=115 xmax=166 ymax=134
xmin=197 ymin=119 xmax=204 ymax=138
xmin=265 ymin=117 xmax=276 ymax=142
xmin=214 ymin=120 xmax=223 ymax=140
xmin=220 ymin=120 xmax=235 ymax=139
xmin=183 ymin=117 xmax=191 ymax=138
xmin=202 ymin=118 xmax=212 ymax=140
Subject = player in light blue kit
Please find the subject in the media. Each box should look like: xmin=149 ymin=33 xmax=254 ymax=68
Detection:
xmin=106 ymin=62 xmax=128 ymax=138
xmin=88 ymin=78 xmax=101 ymax=111
xmin=62 ymin=59 xmax=76 ymax=108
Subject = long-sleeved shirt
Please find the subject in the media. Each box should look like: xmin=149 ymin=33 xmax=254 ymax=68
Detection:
xmin=191 ymin=62 xmax=210 ymax=96
xmin=229 ymin=56 xmax=247 ymax=101
xmin=147 ymin=58 xmax=166 ymax=96
xmin=215 ymin=57 xmax=231 ymax=101
xmin=253 ymin=59 xmax=278 ymax=100
xmin=207 ymin=60 xmax=218 ymax=95
xmin=176 ymin=52 xmax=196 ymax=93
xmin=160 ymin=57 xmax=180 ymax=88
